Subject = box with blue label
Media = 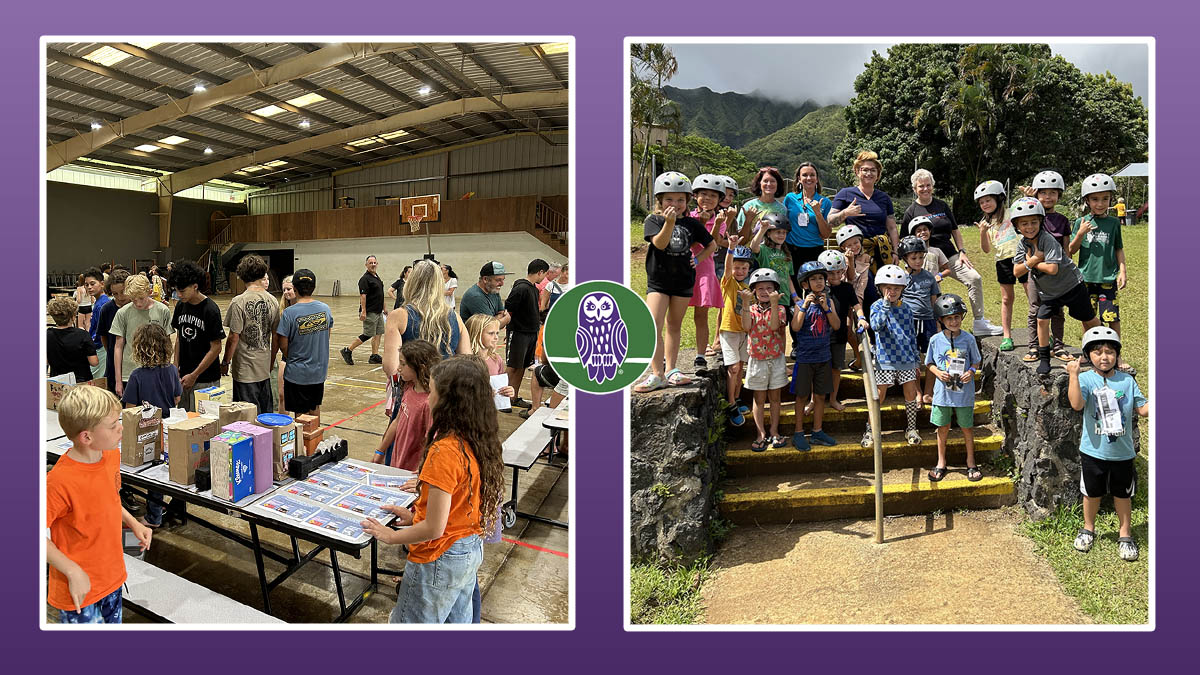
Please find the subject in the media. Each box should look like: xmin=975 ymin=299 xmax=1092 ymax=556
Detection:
xmin=209 ymin=430 xmax=255 ymax=502
xmin=167 ymin=416 xmax=218 ymax=485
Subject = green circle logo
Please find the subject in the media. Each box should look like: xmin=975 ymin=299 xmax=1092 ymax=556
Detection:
xmin=543 ymin=281 xmax=655 ymax=394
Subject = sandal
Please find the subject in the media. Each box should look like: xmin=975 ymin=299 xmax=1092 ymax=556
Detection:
xmin=705 ymin=344 xmax=720 ymax=357
xmin=750 ymin=437 xmax=769 ymax=453
xmin=1052 ymin=345 xmax=1074 ymax=362
xmin=665 ymin=368 xmax=692 ymax=386
xmin=1022 ymin=348 xmax=1040 ymax=363
xmin=966 ymin=466 xmax=982 ymax=482
xmin=771 ymin=435 xmax=787 ymax=448
xmin=1117 ymin=362 xmax=1137 ymax=375
xmin=634 ymin=374 xmax=666 ymax=393
xmin=928 ymin=466 xmax=947 ymax=482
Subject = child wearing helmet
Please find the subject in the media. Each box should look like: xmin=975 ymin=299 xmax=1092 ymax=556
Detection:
xmin=836 ymin=223 xmax=882 ymax=317
xmin=907 ymin=217 xmax=952 ymax=283
xmin=1019 ymin=171 xmax=1072 ymax=363
xmin=718 ymin=235 xmax=755 ymax=427
xmin=866 ymin=264 xmax=923 ymax=447
xmin=703 ymin=175 xmax=743 ymax=361
xmin=975 ymin=180 xmax=1024 ymax=353
xmin=1068 ymin=173 xmax=1131 ymax=372
xmin=897 ymin=235 xmax=942 ymax=405
xmin=1065 ymin=327 xmax=1148 ymax=561
xmin=820 ymin=249 xmax=868 ymax=410
xmin=1011 ymin=196 xmax=1100 ymax=375
xmin=924 ymin=294 xmax=983 ymax=483
xmin=688 ymin=174 xmax=734 ymax=371
xmin=636 ymin=172 xmax=717 ymax=393
xmin=738 ymin=268 xmax=789 ymax=451
xmin=788 ymin=261 xmax=841 ymax=450
xmin=749 ymin=212 xmax=800 ymax=313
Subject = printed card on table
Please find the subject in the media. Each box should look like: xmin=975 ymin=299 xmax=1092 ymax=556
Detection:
xmin=284 ymin=482 xmax=342 ymax=504
xmin=306 ymin=509 xmax=366 ymax=539
xmin=368 ymin=474 xmax=413 ymax=490
xmin=304 ymin=470 xmax=358 ymax=493
xmin=353 ymin=484 xmax=416 ymax=508
xmin=324 ymin=461 xmax=375 ymax=480
xmin=258 ymin=494 xmax=321 ymax=521
xmin=332 ymin=494 xmax=393 ymax=519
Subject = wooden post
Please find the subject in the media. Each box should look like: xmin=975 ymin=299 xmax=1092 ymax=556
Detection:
xmin=860 ymin=334 xmax=885 ymax=544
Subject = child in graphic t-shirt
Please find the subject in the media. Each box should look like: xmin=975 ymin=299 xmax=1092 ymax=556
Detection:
xmin=788 ymin=262 xmax=840 ymax=451
xmin=1020 ymin=171 xmax=1071 ymax=362
xmin=976 ymin=181 xmax=1023 ymax=354
xmin=1068 ymin=173 xmax=1131 ymax=372
xmin=924 ymin=294 xmax=982 ymax=483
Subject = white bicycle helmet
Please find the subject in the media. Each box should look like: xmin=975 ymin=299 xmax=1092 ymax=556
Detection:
xmin=1009 ymin=196 xmax=1046 ymax=220
xmin=818 ymin=249 xmax=848 ymax=272
xmin=1081 ymin=326 xmax=1121 ymax=354
xmin=835 ymin=224 xmax=864 ymax=247
xmin=974 ymin=180 xmax=1006 ymax=201
xmin=874 ymin=264 xmax=910 ymax=287
xmin=1032 ymin=170 xmax=1065 ymax=192
xmin=1080 ymin=173 xmax=1116 ymax=199
xmin=719 ymin=175 xmax=738 ymax=193
xmin=692 ymin=173 xmax=724 ymax=195
xmin=908 ymin=215 xmax=934 ymax=234
xmin=654 ymin=171 xmax=692 ymax=196
xmin=747 ymin=268 xmax=781 ymax=291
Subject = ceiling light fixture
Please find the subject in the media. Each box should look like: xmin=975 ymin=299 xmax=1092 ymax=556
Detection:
xmin=298 ymin=119 xmax=311 ymax=129
xmin=418 ymin=85 xmax=432 ymax=96
xmin=158 ymin=135 xmax=188 ymax=145
xmin=204 ymin=147 xmax=214 ymax=154
xmin=251 ymin=104 xmax=285 ymax=117
xmin=133 ymin=144 xmax=160 ymax=152
xmin=90 ymin=121 xmax=103 ymax=130
xmin=193 ymin=83 xmax=207 ymax=93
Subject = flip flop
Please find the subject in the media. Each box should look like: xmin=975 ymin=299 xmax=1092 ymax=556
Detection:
xmin=771 ymin=435 xmax=787 ymax=448
xmin=750 ymin=437 xmax=769 ymax=453
xmin=1052 ymin=345 xmax=1074 ymax=362
xmin=966 ymin=466 xmax=983 ymax=482
xmin=928 ymin=466 xmax=947 ymax=482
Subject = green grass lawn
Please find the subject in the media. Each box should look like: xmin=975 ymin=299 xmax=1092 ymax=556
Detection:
xmin=630 ymin=220 xmax=1151 ymax=624
xmin=630 ymin=559 xmax=710 ymax=625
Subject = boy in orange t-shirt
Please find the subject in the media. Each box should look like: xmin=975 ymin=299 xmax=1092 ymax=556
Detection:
xmin=47 ymin=386 xmax=152 ymax=623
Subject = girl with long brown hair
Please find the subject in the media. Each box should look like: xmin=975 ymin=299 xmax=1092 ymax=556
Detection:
xmin=362 ymin=355 xmax=504 ymax=623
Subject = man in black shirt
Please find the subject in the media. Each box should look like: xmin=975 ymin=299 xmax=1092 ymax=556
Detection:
xmin=170 ymin=260 xmax=226 ymax=411
xmin=341 ymin=255 xmax=386 ymax=366
xmin=504 ymin=258 xmax=549 ymax=409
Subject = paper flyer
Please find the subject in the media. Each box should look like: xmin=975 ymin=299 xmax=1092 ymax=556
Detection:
xmin=257 ymin=494 xmax=321 ymax=522
xmin=283 ymin=482 xmax=342 ymax=504
xmin=324 ymin=461 xmax=375 ymax=479
xmin=491 ymin=373 xmax=510 ymax=410
xmin=353 ymin=484 xmax=417 ymax=508
xmin=304 ymin=471 xmax=358 ymax=493
xmin=368 ymin=474 xmax=413 ymax=490
xmin=306 ymin=509 xmax=366 ymax=539
xmin=332 ymin=494 xmax=394 ymax=519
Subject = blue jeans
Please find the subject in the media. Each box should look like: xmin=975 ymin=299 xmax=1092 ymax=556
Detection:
xmin=390 ymin=535 xmax=482 ymax=624
xmin=145 ymin=491 xmax=165 ymax=526
xmin=59 ymin=587 xmax=122 ymax=624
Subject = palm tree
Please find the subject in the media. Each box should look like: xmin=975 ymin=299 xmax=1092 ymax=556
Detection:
xmin=631 ymin=44 xmax=680 ymax=208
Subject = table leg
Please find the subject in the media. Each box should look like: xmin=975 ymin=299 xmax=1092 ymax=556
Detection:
xmin=249 ymin=521 xmax=273 ymax=616
xmin=330 ymin=550 xmax=347 ymax=613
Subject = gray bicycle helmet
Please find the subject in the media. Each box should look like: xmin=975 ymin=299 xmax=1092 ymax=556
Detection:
xmin=719 ymin=175 xmax=738 ymax=193
xmin=692 ymin=173 xmax=725 ymax=195
xmin=933 ymin=293 xmax=968 ymax=319
xmin=654 ymin=171 xmax=692 ymax=196
xmin=874 ymin=264 xmax=910 ymax=287
xmin=897 ymin=235 xmax=928 ymax=257
xmin=1081 ymin=326 xmax=1121 ymax=355
xmin=908 ymin=215 xmax=934 ymax=234
xmin=1009 ymin=196 xmax=1046 ymax=220
xmin=835 ymin=224 xmax=864 ymax=247
xmin=747 ymin=268 xmax=781 ymax=291
xmin=974 ymin=180 xmax=1006 ymax=201
xmin=1080 ymin=173 xmax=1116 ymax=199
xmin=1032 ymin=170 xmax=1065 ymax=192
xmin=761 ymin=212 xmax=790 ymax=232
xmin=818 ymin=249 xmax=847 ymax=271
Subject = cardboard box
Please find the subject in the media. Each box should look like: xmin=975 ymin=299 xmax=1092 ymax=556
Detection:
xmin=296 ymin=414 xmax=320 ymax=434
xmin=159 ymin=408 xmax=189 ymax=466
xmin=255 ymin=415 xmax=298 ymax=480
xmin=46 ymin=375 xmax=108 ymax=411
xmin=303 ymin=428 xmax=323 ymax=456
xmin=209 ymin=430 xmax=255 ymax=502
xmin=218 ymin=401 xmax=257 ymax=428
xmin=223 ymin=422 xmax=274 ymax=494
xmin=120 ymin=405 xmax=162 ymax=467
xmin=167 ymin=417 xmax=219 ymax=485
xmin=194 ymin=385 xmax=231 ymax=416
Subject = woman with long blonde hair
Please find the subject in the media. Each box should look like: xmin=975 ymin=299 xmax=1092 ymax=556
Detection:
xmin=382 ymin=260 xmax=470 ymax=379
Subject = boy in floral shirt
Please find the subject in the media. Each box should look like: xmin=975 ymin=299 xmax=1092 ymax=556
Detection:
xmin=739 ymin=268 xmax=787 ymax=452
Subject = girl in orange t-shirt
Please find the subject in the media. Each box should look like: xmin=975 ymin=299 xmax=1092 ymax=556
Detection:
xmin=362 ymin=355 xmax=505 ymax=624
xmin=371 ymin=340 xmax=438 ymax=471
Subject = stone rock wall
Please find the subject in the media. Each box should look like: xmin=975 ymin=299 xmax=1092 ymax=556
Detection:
xmin=630 ymin=367 xmax=726 ymax=565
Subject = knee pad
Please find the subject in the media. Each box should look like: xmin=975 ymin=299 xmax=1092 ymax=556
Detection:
xmin=534 ymin=362 xmax=560 ymax=389
xmin=358 ymin=333 xmax=371 ymax=343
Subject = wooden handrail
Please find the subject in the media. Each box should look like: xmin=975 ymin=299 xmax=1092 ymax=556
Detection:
xmin=535 ymin=201 xmax=568 ymax=235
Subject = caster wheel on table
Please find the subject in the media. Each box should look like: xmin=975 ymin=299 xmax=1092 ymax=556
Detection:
xmin=502 ymin=505 xmax=517 ymax=529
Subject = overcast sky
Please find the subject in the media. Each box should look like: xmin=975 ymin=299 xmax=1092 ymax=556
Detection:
xmin=662 ymin=42 xmax=1149 ymax=105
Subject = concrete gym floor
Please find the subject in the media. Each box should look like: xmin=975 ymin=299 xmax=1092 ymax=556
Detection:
xmin=49 ymin=293 xmax=569 ymax=625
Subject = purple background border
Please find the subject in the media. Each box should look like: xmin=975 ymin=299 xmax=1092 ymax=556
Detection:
xmin=6 ymin=0 xmax=1196 ymax=668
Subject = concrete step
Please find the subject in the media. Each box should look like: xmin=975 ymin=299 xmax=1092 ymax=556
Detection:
xmin=719 ymin=467 xmax=1015 ymax=525
xmin=729 ymin=398 xmax=993 ymax=434
xmin=724 ymin=426 xmax=1004 ymax=476
xmin=744 ymin=367 xmax=983 ymax=399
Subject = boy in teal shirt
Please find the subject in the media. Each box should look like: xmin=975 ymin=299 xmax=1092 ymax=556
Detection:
xmin=1069 ymin=172 xmax=1130 ymax=371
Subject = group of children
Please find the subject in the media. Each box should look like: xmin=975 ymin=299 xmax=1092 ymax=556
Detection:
xmin=639 ymin=168 xmax=1148 ymax=559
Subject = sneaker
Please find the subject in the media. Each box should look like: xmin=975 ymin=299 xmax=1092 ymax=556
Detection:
xmin=860 ymin=429 xmax=873 ymax=448
xmin=694 ymin=355 xmax=708 ymax=370
xmin=511 ymin=397 xmax=533 ymax=409
xmin=368 ymin=354 xmax=383 ymax=365
xmin=973 ymin=319 xmax=1005 ymax=336
xmin=905 ymin=429 xmax=922 ymax=445
xmin=809 ymin=430 xmax=837 ymax=446
xmin=1118 ymin=536 xmax=1139 ymax=561
xmin=737 ymin=404 xmax=751 ymax=416
xmin=727 ymin=405 xmax=745 ymax=427
xmin=792 ymin=432 xmax=810 ymax=452
xmin=340 ymin=347 xmax=354 ymax=365
xmin=1074 ymin=528 xmax=1095 ymax=553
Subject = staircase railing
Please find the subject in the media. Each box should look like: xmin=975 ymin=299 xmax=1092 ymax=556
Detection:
xmin=859 ymin=330 xmax=885 ymax=544
xmin=535 ymin=201 xmax=568 ymax=236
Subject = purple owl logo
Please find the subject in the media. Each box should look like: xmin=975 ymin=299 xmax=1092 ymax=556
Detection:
xmin=576 ymin=291 xmax=628 ymax=384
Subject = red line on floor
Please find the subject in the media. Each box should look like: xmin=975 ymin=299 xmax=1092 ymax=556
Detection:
xmin=320 ymin=399 xmax=385 ymax=432
xmin=502 ymin=536 xmax=568 ymax=558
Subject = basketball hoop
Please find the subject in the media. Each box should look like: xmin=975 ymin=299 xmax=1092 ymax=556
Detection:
xmin=408 ymin=214 xmax=423 ymax=234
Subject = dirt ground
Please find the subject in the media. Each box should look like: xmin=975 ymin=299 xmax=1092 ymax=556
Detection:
xmin=701 ymin=507 xmax=1088 ymax=625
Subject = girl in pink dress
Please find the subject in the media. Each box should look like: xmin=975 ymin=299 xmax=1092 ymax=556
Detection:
xmin=689 ymin=174 xmax=733 ymax=370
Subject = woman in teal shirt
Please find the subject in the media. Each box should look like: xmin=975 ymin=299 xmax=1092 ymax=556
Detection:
xmin=783 ymin=161 xmax=833 ymax=266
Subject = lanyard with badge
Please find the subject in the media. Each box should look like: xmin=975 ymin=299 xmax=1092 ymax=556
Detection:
xmin=943 ymin=331 xmax=966 ymax=391
xmin=1094 ymin=382 xmax=1125 ymax=439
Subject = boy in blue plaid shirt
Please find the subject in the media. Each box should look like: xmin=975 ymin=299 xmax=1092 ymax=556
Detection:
xmin=864 ymin=265 xmax=923 ymax=448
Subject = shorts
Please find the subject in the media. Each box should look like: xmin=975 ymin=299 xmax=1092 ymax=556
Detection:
xmin=647 ymin=270 xmax=695 ymax=298
xmin=554 ymin=379 xmax=570 ymax=397
xmin=790 ymin=360 xmax=833 ymax=398
xmin=930 ymin=405 xmax=975 ymax=429
xmin=506 ymin=330 xmax=538 ymax=370
xmin=1038 ymin=282 xmax=1096 ymax=321
xmin=361 ymin=311 xmax=386 ymax=339
xmin=719 ymin=331 xmax=749 ymax=366
xmin=284 ymin=380 xmax=325 ymax=416
xmin=390 ymin=534 xmax=482 ymax=624
xmin=745 ymin=355 xmax=788 ymax=391
xmin=58 ymin=586 xmax=122 ymax=624
xmin=1079 ymin=453 xmax=1136 ymax=499
xmin=1087 ymin=282 xmax=1120 ymax=324
xmin=914 ymin=318 xmax=938 ymax=356
xmin=830 ymin=341 xmax=848 ymax=370
xmin=875 ymin=367 xmax=918 ymax=386
xmin=233 ymin=378 xmax=274 ymax=414
xmin=995 ymin=257 xmax=1029 ymax=285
